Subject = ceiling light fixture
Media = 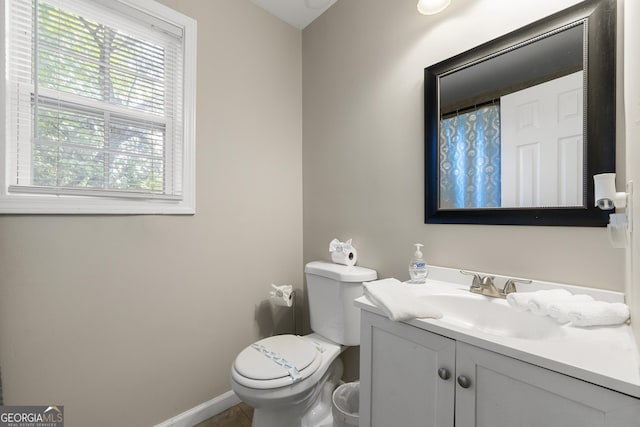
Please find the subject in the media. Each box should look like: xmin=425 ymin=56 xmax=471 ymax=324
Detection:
xmin=417 ymin=0 xmax=452 ymax=15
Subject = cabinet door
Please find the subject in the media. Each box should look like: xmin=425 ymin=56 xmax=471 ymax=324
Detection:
xmin=455 ymin=342 xmax=640 ymax=427
xmin=359 ymin=311 xmax=455 ymax=427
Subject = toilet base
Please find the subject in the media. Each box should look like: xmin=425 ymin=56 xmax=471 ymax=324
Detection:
xmin=250 ymin=357 xmax=344 ymax=427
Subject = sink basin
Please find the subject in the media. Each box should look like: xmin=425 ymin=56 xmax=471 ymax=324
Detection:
xmin=425 ymin=293 xmax=566 ymax=340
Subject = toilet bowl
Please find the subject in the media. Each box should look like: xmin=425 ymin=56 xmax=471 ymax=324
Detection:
xmin=231 ymin=333 xmax=343 ymax=427
xmin=230 ymin=261 xmax=377 ymax=427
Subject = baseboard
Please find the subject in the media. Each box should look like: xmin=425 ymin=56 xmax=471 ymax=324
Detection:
xmin=154 ymin=390 xmax=241 ymax=427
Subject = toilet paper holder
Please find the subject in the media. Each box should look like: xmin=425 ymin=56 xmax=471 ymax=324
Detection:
xmin=269 ymin=284 xmax=297 ymax=334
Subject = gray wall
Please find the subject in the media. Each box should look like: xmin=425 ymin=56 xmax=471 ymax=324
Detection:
xmin=0 ymin=1 xmax=303 ymax=426
xmin=302 ymin=0 xmax=625 ymax=294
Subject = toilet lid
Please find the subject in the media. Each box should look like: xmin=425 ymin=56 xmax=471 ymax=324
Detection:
xmin=234 ymin=335 xmax=320 ymax=383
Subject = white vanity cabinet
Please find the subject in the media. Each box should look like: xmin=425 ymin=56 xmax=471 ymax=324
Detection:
xmin=359 ymin=310 xmax=640 ymax=427
xmin=359 ymin=309 xmax=456 ymax=426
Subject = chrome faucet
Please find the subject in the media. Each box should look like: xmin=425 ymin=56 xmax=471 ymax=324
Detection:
xmin=501 ymin=277 xmax=533 ymax=295
xmin=460 ymin=270 xmax=482 ymax=288
xmin=460 ymin=270 xmax=532 ymax=299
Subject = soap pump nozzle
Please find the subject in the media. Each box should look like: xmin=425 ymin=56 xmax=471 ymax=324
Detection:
xmin=413 ymin=243 xmax=423 ymax=258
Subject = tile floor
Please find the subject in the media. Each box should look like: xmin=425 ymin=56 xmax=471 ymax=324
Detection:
xmin=194 ymin=403 xmax=254 ymax=427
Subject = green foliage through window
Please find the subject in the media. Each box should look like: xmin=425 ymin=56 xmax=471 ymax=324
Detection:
xmin=33 ymin=0 xmax=167 ymax=193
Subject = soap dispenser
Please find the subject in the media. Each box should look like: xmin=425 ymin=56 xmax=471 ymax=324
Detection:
xmin=408 ymin=243 xmax=428 ymax=284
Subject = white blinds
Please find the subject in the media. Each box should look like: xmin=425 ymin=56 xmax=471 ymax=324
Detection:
xmin=5 ymin=0 xmax=185 ymax=200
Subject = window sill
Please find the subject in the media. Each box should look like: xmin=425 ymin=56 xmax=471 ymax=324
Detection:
xmin=0 ymin=192 xmax=195 ymax=215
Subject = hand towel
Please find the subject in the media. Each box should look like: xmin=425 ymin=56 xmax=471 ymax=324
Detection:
xmin=506 ymin=289 xmax=572 ymax=312
xmin=547 ymin=295 xmax=595 ymax=323
xmin=528 ymin=290 xmax=581 ymax=316
xmin=363 ymin=278 xmax=443 ymax=322
xmin=566 ymin=301 xmax=630 ymax=327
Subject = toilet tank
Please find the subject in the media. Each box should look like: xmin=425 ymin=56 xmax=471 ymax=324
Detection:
xmin=304 ymin=261 xmax=377 ymax=346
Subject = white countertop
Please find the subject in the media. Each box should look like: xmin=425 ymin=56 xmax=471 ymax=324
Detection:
xmin=355 ymin=266 xmax=640 ymax=398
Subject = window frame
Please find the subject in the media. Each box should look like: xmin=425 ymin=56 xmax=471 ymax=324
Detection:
xmin=0 ymin=0 xmax=196 ymax=214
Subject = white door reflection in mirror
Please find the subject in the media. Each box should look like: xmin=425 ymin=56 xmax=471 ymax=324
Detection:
xmin=501 ymin=71 xmax=584 ymax=208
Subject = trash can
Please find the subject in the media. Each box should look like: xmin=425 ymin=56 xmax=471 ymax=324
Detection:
xmin=332 ymin=381 xmax=359 ymax=427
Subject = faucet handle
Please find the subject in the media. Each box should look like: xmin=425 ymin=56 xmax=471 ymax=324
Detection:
xmin=460 ymin=270 xmax=482 ymax=287
xmin=502 ymin=278 xmax=532 ymax=294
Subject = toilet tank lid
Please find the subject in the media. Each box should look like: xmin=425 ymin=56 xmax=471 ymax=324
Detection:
xmin=305 ymin=261 xmax=377 ymax=282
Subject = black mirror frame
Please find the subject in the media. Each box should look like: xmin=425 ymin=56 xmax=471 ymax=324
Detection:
xmin=425 ymin=0 xmax=615 ymax=226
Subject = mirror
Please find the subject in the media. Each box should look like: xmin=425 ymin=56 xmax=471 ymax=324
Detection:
xmin=425 ymin=0 xmax=615 ymax=226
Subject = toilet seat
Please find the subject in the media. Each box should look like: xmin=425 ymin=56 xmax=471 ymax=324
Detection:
xmin=232 ymin=335 xmax=322 ymax=389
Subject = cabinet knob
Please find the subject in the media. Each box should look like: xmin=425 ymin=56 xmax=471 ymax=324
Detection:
xmin=457 ymin=375 xmax=472 ymax=389
xmin=437 ymin=368 xmax=450 ymax=380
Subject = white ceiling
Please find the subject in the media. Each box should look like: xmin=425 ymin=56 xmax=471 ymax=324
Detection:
xmin=250 ymin=0 xmax=339 ymax=30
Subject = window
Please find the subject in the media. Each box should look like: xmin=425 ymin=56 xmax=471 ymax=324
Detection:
xmin=1 ymin=0 xmax=196 ymax=213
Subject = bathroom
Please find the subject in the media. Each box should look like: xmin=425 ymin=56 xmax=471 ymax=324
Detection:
xmin=0 ymin=0 xmax=638 ymax=426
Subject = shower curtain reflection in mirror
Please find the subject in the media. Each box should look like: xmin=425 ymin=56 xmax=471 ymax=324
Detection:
xmin=439 ymin=105 xmax=501 ymax=209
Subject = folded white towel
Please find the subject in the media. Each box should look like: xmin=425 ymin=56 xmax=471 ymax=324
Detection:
xmin=547 ymin=295 xmax=595 ymax=323
xmin=506 ymin=289 xmax=571 ymax=312
xmin=528 ymin=290 xmax=580 ymax=316
xmin=363 ymin=278 xmax=443 ymax=322
xmin=566 ymin=301 xmax=630 ymax=327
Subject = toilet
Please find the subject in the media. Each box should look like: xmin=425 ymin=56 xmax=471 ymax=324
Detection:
xmin=230 ymin=261 xmax=377 ymax=427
